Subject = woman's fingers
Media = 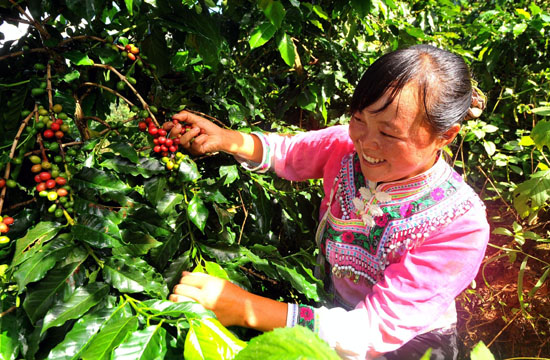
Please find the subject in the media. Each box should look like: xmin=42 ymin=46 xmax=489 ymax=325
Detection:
xmin=179 ymin=271 xmax=210 ymax=287
xmin=172 ymin=110 xmax=201 ymax=124
xmin=179 ymin=127 xmax=201 ymax=149
xmin=168 ymin=294 xmax=197 ymax=303
xmin=171 ymin=283 xmax=203 ymax=301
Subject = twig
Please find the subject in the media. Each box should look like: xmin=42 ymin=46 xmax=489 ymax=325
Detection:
xmin=238 ymin=265 xmax=278 ymax=285
xmin=0 ymin=306 xmax=16 ymax=318
xmin=82 ymin=116 xmax=112 ymax=129
xmin=58 ymin=35 xmax=106 ymax=47
xmin=476 ymin=165 xmax=521 ymax=223
xmin=487 ymin=309 xmax=522 ymax=348
xmin=186 ymin=109 xmax=229 ymax=129
xmin=7 ymin=198 xmax=37 ymax=211
xmin=47 ymin=63 xmax=53 ymax=110
xmin=91 ymin=63 xmax=159 ymax=127
xmin=0 ymin=48 xmax=48 ymax=62
xmin=7 ymin=0 xmax=50 ymax=40
xmin=23 ymin=141 xmax=83 ymax=157
xmin=80 ymin=82 xmax=135 ymax=107
xmin=237 ymin=189 xmax=248 ymax=245
xmin=0 ymin=106 xmax=37 ymax=214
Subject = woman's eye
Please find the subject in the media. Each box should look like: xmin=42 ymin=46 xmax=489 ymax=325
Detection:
xmin=381 ymin=132 xmax=397 ymax=139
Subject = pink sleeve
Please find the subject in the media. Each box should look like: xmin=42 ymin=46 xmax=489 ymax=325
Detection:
xmin=315 ymin=204 xmax=490 ymax=359
xmin=264 ymin=125 xmax=354 ymax=181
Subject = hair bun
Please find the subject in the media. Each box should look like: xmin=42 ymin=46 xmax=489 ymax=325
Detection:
xmin=466 ymin=87 xmax=486 ymax=120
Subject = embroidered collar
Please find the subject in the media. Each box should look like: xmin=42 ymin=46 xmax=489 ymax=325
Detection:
xmin=339 ymin=153 xmax=452 ymax=222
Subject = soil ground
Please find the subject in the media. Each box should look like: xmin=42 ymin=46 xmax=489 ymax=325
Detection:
xmin=456 ymin=202 xmax=550 ymax=359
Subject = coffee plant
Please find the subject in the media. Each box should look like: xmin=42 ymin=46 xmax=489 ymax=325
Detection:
xmin=0 ymin=0 xmax=548 ymax=359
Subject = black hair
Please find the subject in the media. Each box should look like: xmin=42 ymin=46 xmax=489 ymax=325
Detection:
xmin=350 ymin=44 xmax=472 ymax=135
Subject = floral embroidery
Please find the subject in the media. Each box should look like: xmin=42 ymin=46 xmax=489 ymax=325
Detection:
xmin=399 ymin=203 xmax=413 ymax=218
xmin=297 ymin=305 xmax=315 ymax=331
xmin=374 ymin=213 xmax=389 ymax=227
xmin=319 ymin=152 xmax=475 ymax=286
xmin=431 ymin=187 xmax=445 ymax=201
xmin=452 ymin=171 xmax=463 ymax=182
xmin=341 ymin=231 xmax=355 ymax=243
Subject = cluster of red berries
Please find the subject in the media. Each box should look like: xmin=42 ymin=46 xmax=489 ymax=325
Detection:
xmin=124 ymin=44 xmax=140 ymax=61
xmin=0 ymin=216 xmax=14 ymax=234
xmin=138 ymin=117 xmax=186 ymax=156
xmin=0 ymin=179 xmax=5 ymax=189
xmin=34 ymin=171 xmax=68 ymax=198
xmin=43 ymin=118 xmax=65 ymax=140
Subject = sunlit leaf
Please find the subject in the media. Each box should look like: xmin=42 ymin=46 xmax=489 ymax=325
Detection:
xmin=259 ymin=0 xmax=286 ymax=28
xmin=249 ymin=22 xmax=277 ymax=49
xmin=277 ymin=32 xmax=295 ymax=67
xmin=235 ymin=326 xmax=339 ymax=360
xmin=188 ymin=194 xmax=209 ymax=232
xmin=112 ymin=325 xmax=167 ymax=360
xmin=184 ymin=318 xmax=246 ymax=360
xmin=531 ymin=120 xmax=550 ymax=149
xmin=64 ymin=51 xmax=94 ymax=66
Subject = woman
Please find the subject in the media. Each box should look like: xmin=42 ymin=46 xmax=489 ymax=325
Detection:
xmin=169 ymin=44 xmax=490 ymax=360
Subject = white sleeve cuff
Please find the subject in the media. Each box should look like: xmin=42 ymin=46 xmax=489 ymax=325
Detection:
xmin=286 ymin=303 xmax=299 ymax=327
xmin=234 ymin=131 xmax=272 ymax=173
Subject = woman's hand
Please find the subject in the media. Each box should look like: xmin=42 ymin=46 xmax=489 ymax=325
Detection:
xmin=172 ymin=111 xmax=228 ymax=155
xmin=172 ymin=111 xmax=263 ymax=163
xmin=169 ymin=272 xmax=287 ymax=332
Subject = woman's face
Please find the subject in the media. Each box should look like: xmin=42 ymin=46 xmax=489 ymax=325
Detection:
xmin=349 ymin=83 xmax=456 ymax=183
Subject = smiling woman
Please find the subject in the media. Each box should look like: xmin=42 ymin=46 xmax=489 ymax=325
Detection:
xmin=169 ymin=44 xmax=490 ymax=360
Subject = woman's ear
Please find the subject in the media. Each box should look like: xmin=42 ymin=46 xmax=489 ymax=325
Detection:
xmin=439 ymin=124 xmax=461 ymax=147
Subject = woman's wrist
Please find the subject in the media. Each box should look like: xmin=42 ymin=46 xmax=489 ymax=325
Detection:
xmin=221 ymin=129 xmax=263 ymax=163
xmin=241 ymin=292 xmax=287 ymax=332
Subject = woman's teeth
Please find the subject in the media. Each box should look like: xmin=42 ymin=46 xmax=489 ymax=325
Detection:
xmin=363 ymin=154 xmax=384 ymax=164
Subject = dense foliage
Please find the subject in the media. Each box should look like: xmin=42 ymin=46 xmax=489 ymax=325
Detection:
xmin=0 ymin=0 xmax=548 ymax=358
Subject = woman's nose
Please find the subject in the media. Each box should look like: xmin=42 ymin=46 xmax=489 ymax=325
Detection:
xmin=359 ymin=134 xmax=380 ymax=151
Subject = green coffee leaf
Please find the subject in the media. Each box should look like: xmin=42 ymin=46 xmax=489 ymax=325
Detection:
xmin=41 ymin=282 xmax=109 ymax=334
xmin=103 ymin=255 xmax=168 ymax=298
xmin=184 ymin=318 xmax=246 ymax=360
xmin=470 ymin=341 xmax=495 ymax=360
xmin=11 ymin=221 xmax=60 ymax=268
xmin=100 ymin=157 xmax=165 ymax=178
xmin=13 ymin=236 xmax=74 ymax=290
xmin=23 ymin=260 xmax=86 ymax=324
xmin=112 ymin=325 xmax=167 ymax=360
xmin=531 ymin=120 xmax=550 ymax=149
xmin=72 ymin=167 xmax=131 ymax=195
xmin=188 ymin=194 xmax=209 ymax=232
xmin=109 ymin=143 xmax=139 ymax=163
xmin=0 ymin=295 xmax=19 ymax=360
xmin=235 ymin=326 xmax=339 ymax=360
xmin=47 ymin=298 xmax=119 ymax=360
xmin=249 ymin=22 xmax=277 ymax=49
xmin=64 ymin=51 xmax=94 ymax=66
xmin=259 ymin=0 xmax=285 ymax=28
xmin=72 ymin=214 xmax=124 ymax=248
xmin=177 ymin=157 xmax=201 ymax=182
xmin=140 ymin=299 xmax=214 ymax=320
xmin=80 ymin=316 xmax=139 ymax=360
xmin=278 ymin=32 xmax=295 ymax=67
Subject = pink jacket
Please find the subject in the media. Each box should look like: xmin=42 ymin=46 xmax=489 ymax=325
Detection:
xmin=239 ymin=125 xmax=490 ymax=359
